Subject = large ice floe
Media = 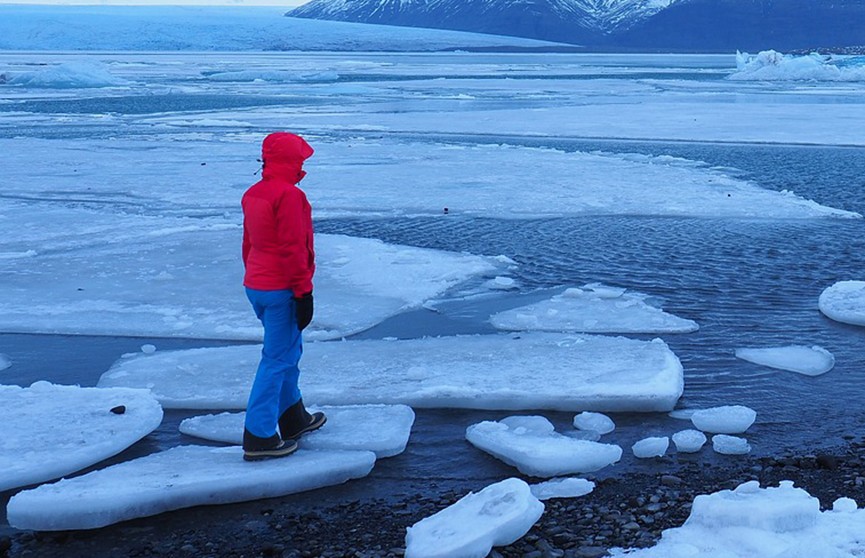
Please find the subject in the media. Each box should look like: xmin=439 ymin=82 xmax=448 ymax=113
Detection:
xmin=0 ymin=382 xmax=163 ymax=492
xmin=735 ymin=345 xmax=835 ymax=376
xmin=819 ymin=280 xmax=865 ymax=327
xmin=179 ymin=404 xmax=415 ymax=458
xmin=405 ymin=478 xmax=544 ymax=558
xmin=8 ymin=61 xmax=129 ymax=88
xmin=465 ymin=416 xmax=623 ymax=477
xmin=609 ymin=481 xmax=865 ymax=557
xmin=6 ymin=446 xmax=376 ymax=531
xmin=489 ymin=284 xmax=698 ymax=334
xmin=732 ymin=50 xmax=865 ymax=81
xmin=99 ymin=333 xmax=684 ymax=412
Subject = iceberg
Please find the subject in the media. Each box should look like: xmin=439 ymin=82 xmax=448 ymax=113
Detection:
xmin=732 ymin=50 xmax=865 ymax=81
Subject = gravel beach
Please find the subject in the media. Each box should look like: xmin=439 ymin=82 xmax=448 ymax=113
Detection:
xmin=4 ymin=435 xmax=865 ymax=558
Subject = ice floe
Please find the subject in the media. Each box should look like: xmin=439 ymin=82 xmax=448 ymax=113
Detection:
xmin=690 ymin=405 xmax=756 ymax=434
xmin=610 ymin=481 xmax=865 ymax=557
xmin=735 ymin=345 xmax=835 ymax=376
xmin=819 ymin=280 xmax=865 ymax=327
xmin=179 ymin=404 xmax=415 ymax=458
xmin=465 ymin=416 xmax=622 ymax=477
xmin=530 ymin=478 xmax=595 ymax=501
xmin=490 ymin=285 xmax=698 ymax=334
xmin=8 ymin=61 xmax=129 ymax=88
xmin=572 ymin=411 xmax=616 ymax=435
xmin=0 ymin=382 xmax=163 ymax=492
xmin=632 ymin=437 xmax=669 ymax=458
xmin=671 ymin=429 xmax=707 ymax=453
xmin=712 ymin=435 xmax=751 ymax=455
xmin=7 ymin=446 xmax=376 ymax=531
xmin=0 ymin=353 xmax=10 ymax=371
xmin=405 ymin=478 xmax=544 ymax=558
xmin=99 ymin=333 xmax=684 ymax=412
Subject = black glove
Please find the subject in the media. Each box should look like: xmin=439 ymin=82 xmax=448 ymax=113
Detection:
xmin=295 ymin=292 xmax=313 ymax=331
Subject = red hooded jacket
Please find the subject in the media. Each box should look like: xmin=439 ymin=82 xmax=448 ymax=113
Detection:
xmin=242 ymin=132 xmax=315 ymax=296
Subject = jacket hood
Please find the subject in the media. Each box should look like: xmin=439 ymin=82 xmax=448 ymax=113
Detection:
xmin=261 ymin=132 xmax=314 ymax=183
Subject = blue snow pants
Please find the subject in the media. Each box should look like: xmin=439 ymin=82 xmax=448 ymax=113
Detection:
xmin=244 ymin=288 xmax=303 ymax=439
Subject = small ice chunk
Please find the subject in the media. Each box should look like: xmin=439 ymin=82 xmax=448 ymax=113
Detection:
xmin=466 ymin=417 xmax=622 ymax=477
xmin=485 ymin=276 xmax=518 ymax=290
xmin=712 ymin=434 xmax=751 ymax=455
xmin=405 ymin=478 xmax=544 ymax=558
xmin=530 ymin=478 xmax=594 ymax=501
xmin=819 ymin=280 xmax=865 ymax=326
xmin=688 ymin=480 xmax=818 ymax=533
xmin=632 ymin=436 xmax=669 ymax=458
xmin=691 ymin=405 xmax=756 ymax=434
xmin=672 ymin=429 xmax=707 ymax=453
xmin=573 ymin=411 xmax=615 ymax=434
xmin=668 ymin=408 xmax=696 ymax=420
xmin=832 ymin=497 xmax=858 ymax=512
xmin=0 ymin=353 xmax=11 ymax=371
xmin=735 ymin=345 xmax=835 ymax=376
xmin=140 ymin=344 xmax=157 ymax=354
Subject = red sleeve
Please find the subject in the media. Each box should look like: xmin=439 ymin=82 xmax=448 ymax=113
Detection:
xmin=242 ymin=223 xmax=251 ymax=267
xmin=276 ymin=187 xmax=314 ymax=296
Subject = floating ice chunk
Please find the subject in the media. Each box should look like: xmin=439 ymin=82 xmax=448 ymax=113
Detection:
xmin=0 ymin=353 xmax=10 ymax=371
xmin=832 ymin=498 xmax=858 ymax=513
xmin=465 ymin=416 xmax=622 ymax=477
xmin=632 ymin=437 xmax=669 ymax=458
xmin=690 ymin=405 xmax=756 ymax=434
xmin=530 ymin=478 xmax=595 ymax=501
xmin=735 ymin=345 xmax=835 ymax=376
xmin=0 ymin=382 xmax=163 ymax=492
xmin=609 ymin=481 xmax=865 ymax=557
xmin=9 ymin=62 xmax=129 ymax=88
xmin=819 ymin=280 xmax=865 ymax=327
xmin=140 ymin=344 xmax=157 ymax=354
xmin=405 ymin=478 xmax=544 ymax=558
xmin=490 ymin=285 xmax=698 ymax=334
xmin=484 ymin=276 xmax=519 ymax=290
xmin=7 ymin=446 xmax=375 ymax=531
xmin=100 ymin=333 xmax=684 ymax=412
xmin=206 ymin=70 xmax=339 ymax=83
xmin=668 ymin=409 xmax=696 ymax=420
xmin=500 ymin=415 xmax=556 ymax=434
xmin=672 ymin=429 xmax=707 ymax=453
xmin=573 ymin=411 xmax=615 ymax=434
xmin=179 ymin=404 xmax=415 ymax=458
xmin=712 ymin=435 xmax=751 ymax=455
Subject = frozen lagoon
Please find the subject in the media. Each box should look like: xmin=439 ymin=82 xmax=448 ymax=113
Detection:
xmin=3 ymin=46 xmax=865 ymax=547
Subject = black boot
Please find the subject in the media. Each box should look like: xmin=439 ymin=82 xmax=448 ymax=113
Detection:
xmin=279 ymin=398 xmax=327 ymax=441
xmin=242 ymin=428 xmax=298 ymax=462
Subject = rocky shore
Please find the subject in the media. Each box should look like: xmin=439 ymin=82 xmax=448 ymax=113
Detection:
xmin=4 ymin=435 xmax=865 ymax=558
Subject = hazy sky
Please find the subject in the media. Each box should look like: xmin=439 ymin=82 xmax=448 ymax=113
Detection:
xmin=0 ymin=1 xmax=306 ymax=5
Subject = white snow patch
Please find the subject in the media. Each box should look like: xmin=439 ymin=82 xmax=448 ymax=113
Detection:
xmin=465 ymin=416 xmax=622 ymax=477
xmin=7 ymin=446 xmax=376 ymax=531
xmin=405 ymin=478 xmax=544 ymax=558
xmin=735 ymin=345 xmax=835 ymax=376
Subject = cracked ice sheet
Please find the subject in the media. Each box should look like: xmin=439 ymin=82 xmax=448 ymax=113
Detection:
xmin=0 ymin=203 xmax=500 ymax=340
xmin=98 ymin=333 xmax=684 ymax=412
xmin=3 ymin=137 xmax=855 ymax=221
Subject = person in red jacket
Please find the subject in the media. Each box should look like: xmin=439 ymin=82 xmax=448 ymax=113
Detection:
xmin=240 ymin=132 xmax=326 ymax=461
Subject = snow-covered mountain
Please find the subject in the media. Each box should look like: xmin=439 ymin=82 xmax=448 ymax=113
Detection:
xmin=289 ymin=0 xmax=865 ymax=50
xmin=289 ymin=0 xmax=680 ymax=44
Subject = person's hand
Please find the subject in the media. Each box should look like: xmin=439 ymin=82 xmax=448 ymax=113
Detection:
xmin=295 ymin=292 xmax=313 ymax=331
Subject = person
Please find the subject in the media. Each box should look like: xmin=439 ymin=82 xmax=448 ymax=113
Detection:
xmin=240 ymin=132 xmax=326 ymax=461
